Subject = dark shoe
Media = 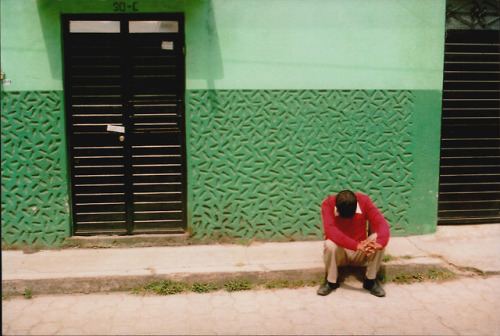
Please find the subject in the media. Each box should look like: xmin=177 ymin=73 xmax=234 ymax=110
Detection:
xmin=317 ymin=281 xmax=339 ymax=296
xmin=363 ymin=279 xmax=386 ymax=297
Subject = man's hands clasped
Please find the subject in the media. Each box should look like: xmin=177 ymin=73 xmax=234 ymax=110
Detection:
xmin=356 ymin=240 xmax=383 ymax=256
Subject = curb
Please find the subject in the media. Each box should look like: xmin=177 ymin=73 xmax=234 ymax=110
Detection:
xmin=2 ymin=257 xmax=459 ymax=296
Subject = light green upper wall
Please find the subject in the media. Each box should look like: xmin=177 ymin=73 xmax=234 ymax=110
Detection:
xmin=193 ymin=0 xmax=446 ymax=90
xmin=1 ymin=1 xmax=59 ymax=92
xmin=1 ymin=0 xmax=446 ymax=91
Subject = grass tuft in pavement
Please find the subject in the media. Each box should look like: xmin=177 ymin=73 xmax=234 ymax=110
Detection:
xmin=131 ymin=267 xmax=458 ymax=296
xmin=24 ymin=288 xmax=32 ymax=299
xmin=265 ymin=279 xmax=320 ymax=289
xmin=383 ymin=254 xmax=415 ymax=263
xmin=192 ymin=283 xmax=219 ymax=293
xmin=382 ymin=268 xmax=457 ymax=284
xmin=132 ymin=280 xmax=189 ymax=295
xmin=382 ymin=254 xmax=393 ymax=262
xmin=224 ymin=280 xmax=254 ymax=292
xmin=427 ymin=269 xmax=456 ymax=281
xmin=132 ymin=278 xmax=322 ymax=296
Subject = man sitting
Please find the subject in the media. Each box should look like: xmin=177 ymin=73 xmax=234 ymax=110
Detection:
xmin=317 ymin=190 xmax=390 ymax=297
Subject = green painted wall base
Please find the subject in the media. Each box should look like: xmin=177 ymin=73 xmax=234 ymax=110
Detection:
xmin=1 ymin=90 xmax=70 ymax=247
xmin=187 ymin=89 xmax=441 ymax=242
xmin=1 ymin=89 xmax=441 ymax=247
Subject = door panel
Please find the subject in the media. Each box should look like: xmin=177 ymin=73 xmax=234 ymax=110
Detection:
xmin=63 ymin=14 xmax=186 ymax=235
xmin=438 ymin=29 xmax=500 ymax=225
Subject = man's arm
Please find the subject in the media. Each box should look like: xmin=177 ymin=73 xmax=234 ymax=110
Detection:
xmin=321 ymin=197 xmax=359 ymax=251
xmin=363 ymin=196 xmax=390 ymax=248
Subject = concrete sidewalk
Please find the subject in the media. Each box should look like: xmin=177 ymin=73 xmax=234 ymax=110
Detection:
xmin=2 ymin=224 xmax=500 ymax=296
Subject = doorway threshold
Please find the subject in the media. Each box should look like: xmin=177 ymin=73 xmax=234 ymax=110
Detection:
xmin=65 ymin=233 xmax=188 ymax=249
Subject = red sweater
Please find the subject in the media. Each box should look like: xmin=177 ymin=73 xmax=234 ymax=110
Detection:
xmin=322 ymin=193 xmax=390 ymax=251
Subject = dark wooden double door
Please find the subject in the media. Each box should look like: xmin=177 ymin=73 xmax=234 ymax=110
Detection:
xmin=63 ymin=14 xmax=186 ymax=235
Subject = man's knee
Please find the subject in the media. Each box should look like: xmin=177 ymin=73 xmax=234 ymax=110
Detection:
xmin=324 ymin=239 xmax=339 ymax=253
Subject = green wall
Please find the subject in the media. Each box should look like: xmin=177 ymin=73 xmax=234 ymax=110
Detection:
xmin=1 ymin=0 xmax=445 ymax=91
xmin=187 ymin=89 xmax=442 ymax=241
xmin=1 ymin=0 xmax=446 ymax=246
xmin=189 ymin=0 xmax=445 ymax=90
xmin=1 ymin=91 xmax=70 ymax=246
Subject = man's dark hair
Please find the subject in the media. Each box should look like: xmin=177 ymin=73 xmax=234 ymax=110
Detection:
xmin=335 ymin=190 xmax=357 ymax=218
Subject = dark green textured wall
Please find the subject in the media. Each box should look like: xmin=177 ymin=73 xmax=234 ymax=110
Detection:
xmin=1 ymin=89 xmax=441 ymax=246
xmin=187 ymin=89 xmax=442 ymax=241
xmin=1 ymin=91 xmax=70 ymax=246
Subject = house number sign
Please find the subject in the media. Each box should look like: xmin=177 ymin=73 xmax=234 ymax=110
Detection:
xmin=113 ymin=1 xmax=139 ymax=12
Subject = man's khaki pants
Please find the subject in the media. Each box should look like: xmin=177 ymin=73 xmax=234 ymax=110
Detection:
xmin=324 ymin=233 xmax=385 ymax=283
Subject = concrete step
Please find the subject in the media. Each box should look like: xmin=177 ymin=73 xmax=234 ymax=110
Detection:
xmin=2 ymin=255 xmax=457 ymax=296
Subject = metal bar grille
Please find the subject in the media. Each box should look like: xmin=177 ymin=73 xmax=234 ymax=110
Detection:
xmin=128 ymin=27 xmax=185 ymax=234
xmin=438 ymin=29 xmax=500 ymax=225
xmin=63 ymin=14 xmax=186 ymax=235
xmin=64 ymin=30 xmax=128 ymax=235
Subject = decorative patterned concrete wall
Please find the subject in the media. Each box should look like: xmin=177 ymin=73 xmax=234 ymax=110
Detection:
xmin=1 ymin=91 xmax=70 ymax=246
xmin=1 ymin=88 xmax=422 ymax=246
xmin=187 ymin=90 xmax=415 ymax=241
